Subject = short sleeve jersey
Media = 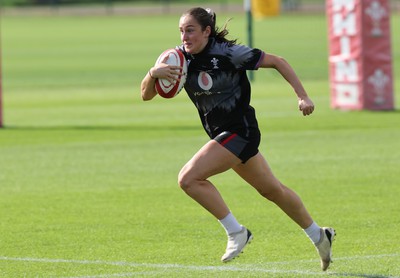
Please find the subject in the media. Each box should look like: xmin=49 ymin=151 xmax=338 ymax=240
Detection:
xmin=178 ymin=38 xmax=265 ymax=139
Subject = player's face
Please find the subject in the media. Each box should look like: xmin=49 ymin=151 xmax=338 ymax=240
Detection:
xmin=179 ymin=15 xmax=210 ymax=54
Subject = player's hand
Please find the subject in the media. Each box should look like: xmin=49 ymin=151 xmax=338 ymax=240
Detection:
xmin=150 ymin=55 xmax=183 ymax=84
xmin=298 ymin=96 xmax=315 ymax=116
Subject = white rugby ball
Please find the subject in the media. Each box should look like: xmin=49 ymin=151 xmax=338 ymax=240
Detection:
xmin=154 ymin=48 xmax=187 ymax=99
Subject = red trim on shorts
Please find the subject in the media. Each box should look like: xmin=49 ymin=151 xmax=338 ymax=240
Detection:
xmin=221 ymin=133 xmax=238 ymax=146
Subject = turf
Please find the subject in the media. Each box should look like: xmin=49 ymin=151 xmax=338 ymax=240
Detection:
xmin=0 ymin=9 xmax=400 ymax=277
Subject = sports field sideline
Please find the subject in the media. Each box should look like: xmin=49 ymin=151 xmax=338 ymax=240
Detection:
xmin=0 ymin=5 xmax=399 ymax=277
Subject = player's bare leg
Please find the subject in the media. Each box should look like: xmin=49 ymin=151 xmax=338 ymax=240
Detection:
xmin=178 ymin=140 xmax=241 ymax=219
xmin=178 ymin=140 xmax=252 ymax=262
xmin=233 ymin=152 xmax=335 ymax=270
xmin=233 ymin=152 xmax=313 ymax=228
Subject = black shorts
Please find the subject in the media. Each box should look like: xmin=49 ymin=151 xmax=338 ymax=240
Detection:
xmin=214 ymin=130 xmax=260 ymax=163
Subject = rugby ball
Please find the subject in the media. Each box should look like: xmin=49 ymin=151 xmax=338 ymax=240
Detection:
xmin=154 ymin=48 xmax=187 ymax=99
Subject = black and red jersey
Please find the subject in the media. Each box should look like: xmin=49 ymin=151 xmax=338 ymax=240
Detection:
xmin=178 ymin=38 xmax=264 ymax=139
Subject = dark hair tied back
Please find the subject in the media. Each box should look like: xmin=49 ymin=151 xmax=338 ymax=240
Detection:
xmin=183 ymin=7 xmax=237 ymax=45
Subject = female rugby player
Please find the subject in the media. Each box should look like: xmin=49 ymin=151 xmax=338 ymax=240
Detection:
xmin=141 ymin=7 xmax=335 ymax=271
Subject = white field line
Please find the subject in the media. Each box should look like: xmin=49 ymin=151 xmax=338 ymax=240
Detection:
xmin=66 ymin=271 xmax=168 ymax=278
xmin=0 ymin=256 xmax=324 ymax=276
xmin=0 ymin=254 xmax=399 ymax=277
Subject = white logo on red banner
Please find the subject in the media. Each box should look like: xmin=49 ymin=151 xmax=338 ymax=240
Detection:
xmin=368 ymin=69 xmax=390 ymax=104
xmin=327 ymin=0 xmax=394 ymax=110
xmin=365 ymin=1 xmax=387 ymax=37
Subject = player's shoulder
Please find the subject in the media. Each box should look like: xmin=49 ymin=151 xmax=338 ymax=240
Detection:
xmin=209 ymin=39 xmax=233 ymax=53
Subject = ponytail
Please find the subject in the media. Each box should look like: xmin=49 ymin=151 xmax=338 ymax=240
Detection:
xmin=183 ymin=7 xmax=237 ymax=45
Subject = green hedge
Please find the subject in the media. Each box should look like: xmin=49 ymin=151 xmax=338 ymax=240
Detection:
xmin=1 ymin=0 xmax=241 ymax=6
xmin=2 ymin=0 xmax=328 ymax=8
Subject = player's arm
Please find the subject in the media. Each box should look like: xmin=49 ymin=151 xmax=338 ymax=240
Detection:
xmin=258 ymin=53 xmax=314 ymax=116
xmin=141 ymin=69 xmax=158 ymax=101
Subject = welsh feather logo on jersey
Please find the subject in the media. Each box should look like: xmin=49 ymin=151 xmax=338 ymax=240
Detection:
xmin=211 ymin=57 xmax=219 ymax=69
xmin=198 ymin=71 xmax=213 ymax=91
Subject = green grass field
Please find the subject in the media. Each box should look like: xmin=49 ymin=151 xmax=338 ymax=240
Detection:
xmin=1 ymin=8 xmax=400 ymax=277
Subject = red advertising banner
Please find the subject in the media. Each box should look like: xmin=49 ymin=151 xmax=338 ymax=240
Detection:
xmin=0 ymin=27 xmax=2 ymax=128
xmin=327 ymin=0 xmax=394 ymax=110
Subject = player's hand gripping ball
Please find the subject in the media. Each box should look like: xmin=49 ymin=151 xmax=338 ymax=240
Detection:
xmin=154 ymin=49 xmax=187 ymax=98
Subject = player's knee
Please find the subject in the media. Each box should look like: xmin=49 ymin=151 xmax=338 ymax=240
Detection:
xmin=257 ymin=183 xmax=284 ymax=202
xmin=178 ymin=168 xmax=192 ymax=192
xmin=178 ymin=167 xmax=203 ymax=194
